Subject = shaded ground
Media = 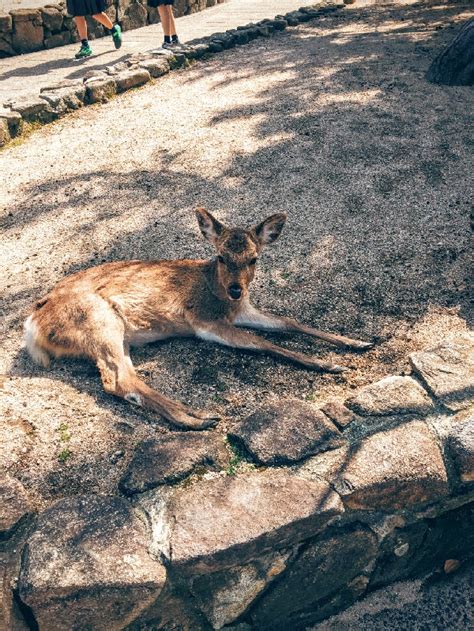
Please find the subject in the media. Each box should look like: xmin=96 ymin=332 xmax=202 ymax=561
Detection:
xmin=311 ymin=561 xmax=474 ymax=630
xmin=0 ymin=0 xmax=473 ymax=510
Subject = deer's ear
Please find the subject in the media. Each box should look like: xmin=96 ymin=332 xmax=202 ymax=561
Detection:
xmin=253 ymin=213 xmax=287 ymax=246
xmin=195 ymin=208 xmax=225 ymax=244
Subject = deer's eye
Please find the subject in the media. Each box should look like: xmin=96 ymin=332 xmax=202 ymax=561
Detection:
xmin=217 ymin=255 xmax=225 ymax=264
xmin=249 ymin=258 xmax=257 ymax=266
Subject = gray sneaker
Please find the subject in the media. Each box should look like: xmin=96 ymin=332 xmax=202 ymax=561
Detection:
xmin=165 ymin=39 xmax=190 ymax=51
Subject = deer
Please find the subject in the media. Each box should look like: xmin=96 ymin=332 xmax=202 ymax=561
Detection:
xmin=24 ymin=209 xmax=372 ymax=430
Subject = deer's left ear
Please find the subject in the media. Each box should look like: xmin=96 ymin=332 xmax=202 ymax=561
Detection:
xmin=253 ymin=213 xmax=287 ymax=246
xmin=195 ymin=208 xmax=225 ymax=244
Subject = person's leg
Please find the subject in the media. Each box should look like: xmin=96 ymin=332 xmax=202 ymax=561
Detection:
xmin=92 ymin=12 xmax=122 ymax=49
xmin=166 ymin=5 xmax=177 ymax=37
xmin=74 ymin=15 xmax=88 ymax=40
xmin=92 ymin=11 xmax=113 ymax=29
xmin=158 ymin=5 xmax=171 ymax=38
xmin=74 ymin=16 xmax=92 ymax=58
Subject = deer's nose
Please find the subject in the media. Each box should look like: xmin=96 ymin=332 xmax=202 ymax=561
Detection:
xmin=228 ymin=284 xmax=242 ymax=300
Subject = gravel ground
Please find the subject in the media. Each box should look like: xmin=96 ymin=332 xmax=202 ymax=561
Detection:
xmin=311 ymin=561 xmax=474 ymax=630
xmin=0 ymin=0 xmax=473 ymax=509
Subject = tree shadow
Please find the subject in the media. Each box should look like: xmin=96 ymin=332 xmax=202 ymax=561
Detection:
xmin=1 ymin=0 xmax=472 ymax=509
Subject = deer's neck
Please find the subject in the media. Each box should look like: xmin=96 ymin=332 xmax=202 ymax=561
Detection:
xmin=203 ymin=258 xmax=225 ymax=301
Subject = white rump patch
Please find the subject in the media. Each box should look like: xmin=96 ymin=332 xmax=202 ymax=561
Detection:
xmin=125 ymin=392 xmax=143 ymax=407
xmin=24 ymin=315 xmax=50 ymax=367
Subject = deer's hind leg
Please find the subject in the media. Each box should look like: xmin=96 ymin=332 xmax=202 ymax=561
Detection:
xmin=91 ymin=319 xmax=218 ymax=431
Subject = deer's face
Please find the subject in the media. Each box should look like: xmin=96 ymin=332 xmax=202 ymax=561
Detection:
xmin=215 ymin=230 xmax=259 ymax=301
xmin=195 ymin=208 xmax=287 ymax=302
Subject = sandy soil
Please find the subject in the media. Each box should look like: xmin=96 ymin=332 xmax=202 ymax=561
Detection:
xmin=0 ymin=0 xmax=473 ymax=509
xmin=311 ymin=561 xmax=473 ymax=630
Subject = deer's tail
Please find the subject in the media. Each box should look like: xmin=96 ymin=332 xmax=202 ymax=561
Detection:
xmin=24 ymin=313 xmax=51 ymax=368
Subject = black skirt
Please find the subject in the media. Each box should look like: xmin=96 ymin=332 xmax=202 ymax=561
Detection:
xmin=67 ymin=0 xmax=108 ymax=17
xmin=148 ymin=0 xmax=174 ymax=7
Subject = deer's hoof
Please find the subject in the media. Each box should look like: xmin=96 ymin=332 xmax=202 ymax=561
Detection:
xmin=328 ymin=364 xmax=348 ymax=374
xmin=351 ymin=340 xmax=375 ymax=351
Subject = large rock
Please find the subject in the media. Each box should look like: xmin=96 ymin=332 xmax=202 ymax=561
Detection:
xmin=85 ymin=77 xmax=117 ymax=103
xmin=138 ymin=57 xmax=171 ymax=78
xmin=0 ymin=475 xmax=31 ymax=540
xmin=250 ymin=526 xmax=378 ymax=630
xmin=0 ymin=117 xmax=9 ymax=146
xmin=167 ymin=469 xmax=343 ymax=575
xmin=409 ymin=332 xmax=474 ymax=411
xmin=40 ymin=7 xmax=63 ymax=32
xmin=44 ymin=31 xmax=71 ymax=49
xmin=0 ymin=35 xmax=15 ymax=57
xmin=320 ymin=400 xmax=356 ymax=429
xmin=40 ymin=84 xmax=86 ymax=113
xmin=371 ymin=501 xmax=474 ymax=588
xmin=11 ymin=10 xmax=44 ymax=53
xmin=0 ymin=109 xmax=22 ymax=138
xmin=332 ymin=421 xmax=449 ymax=510
xmin=190 ymin=550 xmax=293 ymax=629
xmin=125 ymin=580 xmax=210 ymax=631
xmin=229 ymin=400 xmax=344 ymax=465
xmin=447 ymin=414 xmax=474 ymax=483
xmin=18 ymin=495 xmax=166 ymax=631
xmin=8 ymin=97 xmax=50 ymax=122
xmin=115 ymin=68 xmax=151 ymax=92
xmin=0 ymin=14 xmax=12 ymax=32
xmin=120 ymin=432 xmax=228 ymax=494
xmin=122 ymin=1 xmax=148 ymax=31
xmin=346 ymin=375 xmax=434 ymax=417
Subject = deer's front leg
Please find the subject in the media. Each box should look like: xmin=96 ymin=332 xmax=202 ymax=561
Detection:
xmin=234 ymin=303 xmax=373 ymax=350
xmin=193 ymin=321 xmax=345 ymax=373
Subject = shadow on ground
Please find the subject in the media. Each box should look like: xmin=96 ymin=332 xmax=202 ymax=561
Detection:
xmin=0 ymin=0 xmax=472 ymax=505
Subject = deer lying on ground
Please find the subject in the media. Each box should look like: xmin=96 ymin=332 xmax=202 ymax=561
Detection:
xmin=24 ymin=209 xmax=372 ymax=430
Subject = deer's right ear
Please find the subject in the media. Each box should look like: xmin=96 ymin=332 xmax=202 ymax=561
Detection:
xmin=195 ymin=208 xmax=225 ymax=244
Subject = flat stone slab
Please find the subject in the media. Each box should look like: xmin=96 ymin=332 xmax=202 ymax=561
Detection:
xmin=19 ymin=495 xmax=166 ymax=631
xmin=333 ymin=421 xmax=449 ymax=510
xmin=250 ymin=526 xmax=378 ymax=628
xmin=0 ymin=475 xmax=31 ymax=539
xmin=120 ymin=432 xmax=228 ymax=494
xmin=346 ymin=376 xmax=434 ymax=417
xmin=168 ymin=469 xmax=344 ymax=575
xmin=228 ymin=399 xmax=344 ymax=465
xmin=410 ymin=332 xmax=474 ymax=411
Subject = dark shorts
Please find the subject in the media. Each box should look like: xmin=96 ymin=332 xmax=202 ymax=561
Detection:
xmin=66 ymin=0 xmax=107 ymax=17
xmin=148 ymin=0 xmax=174 ymax=6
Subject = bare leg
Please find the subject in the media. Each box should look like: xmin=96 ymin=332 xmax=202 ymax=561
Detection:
xmin=92 ymin=12 xmax=114 ymax=29
xmin=158 ymin=5 xmax=176 ymax=37
xmin=193 ymin=323 xmax=346 ymax=373
xmin=74 ymin=16 xmax=88 ymax=40
xmin=234 ymin=303 xmax=373 ymax=350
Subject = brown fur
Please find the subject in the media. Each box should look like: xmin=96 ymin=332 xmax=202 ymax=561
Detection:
xmin=24 ymin=209 xmax=372 ymax=430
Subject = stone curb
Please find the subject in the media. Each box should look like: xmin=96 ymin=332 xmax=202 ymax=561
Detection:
xmin=0 ymin=2 xmax=343 ymax=149
xmin=4 ymin=333 xmax=473 ymax=630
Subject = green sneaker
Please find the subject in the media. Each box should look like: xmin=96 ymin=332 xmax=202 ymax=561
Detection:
xmin=112 ymin=24 xmax=122 ymax=49
xmin=75 ymin=44 xmax=92 ymax=59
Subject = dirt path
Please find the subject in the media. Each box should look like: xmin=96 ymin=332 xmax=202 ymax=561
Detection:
xmin=1 ymin=0 xmax=472 ymax=509
xmin=0 ymin=0 xmax=312 ymax=103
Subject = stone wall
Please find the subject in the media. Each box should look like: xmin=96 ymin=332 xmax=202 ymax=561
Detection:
xmin=0 ymin=0 xmax=224 ymax=57
xmin=2 ymin=331 xmax=473 ymax=630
